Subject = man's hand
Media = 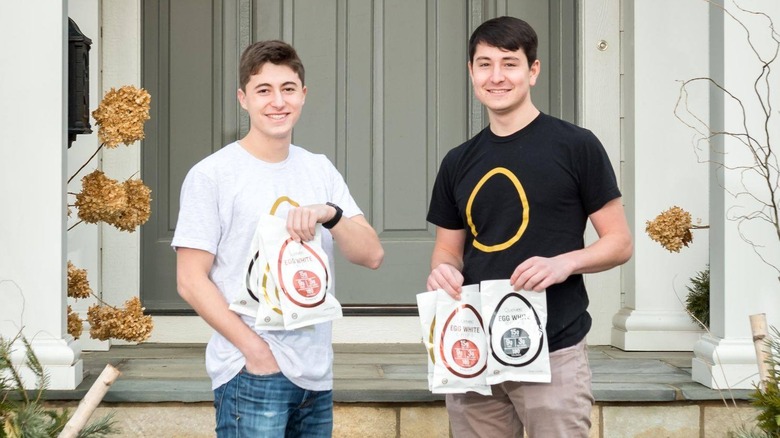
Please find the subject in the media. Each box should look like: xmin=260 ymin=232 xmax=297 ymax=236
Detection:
xmin=286 ymin=204 xmax=335 ymax=242
xmin=510 ymin=256 xmax=573 ymax=292
xmin=243 ymin=339 xmax=281 ymax=375
xmin=427 ymin=263 xmax=464 ymax=300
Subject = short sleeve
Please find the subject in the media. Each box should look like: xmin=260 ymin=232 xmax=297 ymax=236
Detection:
xmin=171 ymin=167 xmax=221 ymax=254
xmin=427 ymin=151 xmax=464 ymax=230
xmin=322 ymin=157 xmax=362 ymax=218
xmin=577 ymin=131 xmax=622 ymax=215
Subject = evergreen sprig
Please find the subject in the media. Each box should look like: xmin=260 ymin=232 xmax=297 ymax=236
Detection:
xmin=685 ymin=266 xmax=710 ymax=329
xmin=0 ymin=333 xmax=119 ymax=437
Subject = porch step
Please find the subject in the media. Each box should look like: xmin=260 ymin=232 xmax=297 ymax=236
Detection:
xmin=41 ymin=344 xmax=760 ymax=437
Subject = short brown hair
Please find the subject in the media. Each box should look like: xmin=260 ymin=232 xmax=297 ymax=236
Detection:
xmin=239 ymin=40 xmax=305 ymax=91
xmin=469 ymin=16 xmax=538 ymax=67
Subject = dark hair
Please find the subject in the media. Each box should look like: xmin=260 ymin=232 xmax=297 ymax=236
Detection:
xmin=239 ymin=40 xmax=305 ymax=91
xmin=468 ymin=16 xmax=538 ymax=66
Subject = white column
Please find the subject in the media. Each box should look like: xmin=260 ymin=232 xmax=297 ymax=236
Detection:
xmin=68 ymin=0 xmax=110 ymax=352
xmin=578 ymin=0 xmax=622 ymax=345
xmin=692 ymin=0 xmax=780 ymax=389
xmin=0 ymin=1 xmax=83 ymax=389
xmin=611 ymin=0 xmax=710 ymax=351
xmin=101 ymin=1 xmax=143 ymax=324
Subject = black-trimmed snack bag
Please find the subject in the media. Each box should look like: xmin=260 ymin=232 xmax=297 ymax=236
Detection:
xmin=228 ymin=217 xmax=266 ymax=319
xmin=432 ymin=285 xmax=491 ymax=395
xmin=480 ymin=279 xmax=551 ymax=385
xmin=260 ymin=215 xmax=342 ymax=330
xmin=250 ymin=215 xmax=286 ymax=330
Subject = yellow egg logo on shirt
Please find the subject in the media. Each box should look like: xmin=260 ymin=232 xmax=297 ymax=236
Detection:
xmin=465 ymin=167 xmax=529 ymax=252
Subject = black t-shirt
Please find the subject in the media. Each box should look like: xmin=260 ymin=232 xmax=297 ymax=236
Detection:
xmin=427 ymin=113 xmax=621 ymax=352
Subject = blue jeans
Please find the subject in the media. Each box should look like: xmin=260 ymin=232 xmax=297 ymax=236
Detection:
xmin=213 ymin=367 xmax=333 ymax=437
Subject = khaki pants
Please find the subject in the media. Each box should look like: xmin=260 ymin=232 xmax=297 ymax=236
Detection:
xmin=446 ymin=338 xmax=593 ymax=438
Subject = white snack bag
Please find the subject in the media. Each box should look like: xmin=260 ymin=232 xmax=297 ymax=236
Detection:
xmin=432 ymin=285 xmax=491 ymax=395
xmin=249 ymin=215 xmax=287 ymax=331
xmin=415 ymin=291 xmax=438 ymax=391
xmin=480 ymin=279 xmax=551 ymax=384
xmin=260 ymin=214 xmax=342 ymax=330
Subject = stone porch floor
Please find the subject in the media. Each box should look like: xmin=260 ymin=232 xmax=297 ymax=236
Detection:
xmin=45 ymin=343 xmax=753 ymax=404
xmin=42 ymin=344 xmax=761 ymax=437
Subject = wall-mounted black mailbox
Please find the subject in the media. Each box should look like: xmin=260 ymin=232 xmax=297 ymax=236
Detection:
xmin=68 ymin=18 xmax=92 ymax=148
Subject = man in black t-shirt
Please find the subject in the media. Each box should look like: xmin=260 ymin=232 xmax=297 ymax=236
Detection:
xmin=426 ymin=16 xmax=632 ymax=438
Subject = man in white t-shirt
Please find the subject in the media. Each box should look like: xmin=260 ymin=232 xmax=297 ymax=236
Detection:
xmin=172 ymin=40 xmax=384 ymax=437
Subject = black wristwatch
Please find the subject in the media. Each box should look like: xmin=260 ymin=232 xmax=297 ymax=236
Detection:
xmin=322 ymin=202 xmax=343 ymax=229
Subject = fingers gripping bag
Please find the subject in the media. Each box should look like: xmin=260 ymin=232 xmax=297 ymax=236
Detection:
xmin=432 ymin=286 xmax=491 ymax=395
xmin=480 ymin=279 xmax=551 ymax=385
xmin=260 ymin=214 xmax=342 ymax=330
xmin=415 ymin=291 xmax=437 ymax=391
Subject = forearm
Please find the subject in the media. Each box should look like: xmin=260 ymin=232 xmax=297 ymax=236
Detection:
xmin=556 ymin=232 xmax=633 ymax=276
xmin=177 ymin=275 xmax=272 ymax=363
xmin=328 ymin=216 xmax=384 ymax=269
xmin=431 ymin=245 xmax=463 ymax=272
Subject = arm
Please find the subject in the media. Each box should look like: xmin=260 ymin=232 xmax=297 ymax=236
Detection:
xmin=426 ymin=227 xmax=467 ymax=299
xmin=176 ymin=247 xmax=279 ymax=374
xmin=285 ymin=204 xmax=384 ymax=269
xmin=510 ymin=197 xmax=633 ymax=291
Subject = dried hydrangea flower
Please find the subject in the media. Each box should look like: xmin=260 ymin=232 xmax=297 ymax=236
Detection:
xmin=75 ymin=170 xmax=127 ymax=224
xmin=645 ymin=206 xmax=694 ymax=253
xmin=88 ymin=297 xmax=153 ymax=343
xmin=107 ymin=179 xmax=152 ymax=232
xmin=92 ymin=85 xmax=151 ymax=148
xmin=67 ymin=305 xmax=84 ymax=339
xmin=67 ymin=261 xmax=92 ymax=299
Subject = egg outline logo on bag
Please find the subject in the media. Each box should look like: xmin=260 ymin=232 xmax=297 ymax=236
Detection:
xmin=245 ymin=252 xmax=283 ymax=315
xmin=488 ymin=292 xmax=544 ymax=367
xmin=439 ymin=304 xmax=487 ymax=378
xmin=277 ymin=238 xmax=330 ymax=308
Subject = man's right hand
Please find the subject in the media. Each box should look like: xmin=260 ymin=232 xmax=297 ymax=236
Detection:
xmin=243 ymin=338 xmax=281 ymax=375
xmin=426 ymin=263 xmax=464 ymax=300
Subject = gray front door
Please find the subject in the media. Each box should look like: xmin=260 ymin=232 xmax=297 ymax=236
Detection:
xmin=141 ymin=0 xmax=576 ymax=313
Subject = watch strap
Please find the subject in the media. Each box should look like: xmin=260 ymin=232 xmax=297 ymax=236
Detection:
xmin=323 ymin=202 xmax=343 ymax=229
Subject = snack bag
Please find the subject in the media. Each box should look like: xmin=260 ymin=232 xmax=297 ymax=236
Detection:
xmin=480 ymin=279 xmax=551 ymax=384
xmin=260 ymin=214 xmax=342 ymax=330
xmin=416 ymin=290 xmax=437 ymax=391
xmin=228 ymin=219 xmax=264 ymax=316
xmin=248 ymin=215 xmax=287 ymax=330
xmin=432 ymin=285 xmax=491 ymax=395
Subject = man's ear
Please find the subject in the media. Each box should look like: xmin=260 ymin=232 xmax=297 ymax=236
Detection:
xmin=529 ymin=59 xmax=541 ymax=86
xmin=237 ymin=88 xmax=248 ymax=110
xmin=467 ymin=62 xmax=474 ymax=83
xmin=301 ymin=85 xmax=307 ymax=104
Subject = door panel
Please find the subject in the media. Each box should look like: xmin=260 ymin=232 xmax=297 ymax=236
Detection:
xmin=141 ymin=0 xmax=575 ymax=312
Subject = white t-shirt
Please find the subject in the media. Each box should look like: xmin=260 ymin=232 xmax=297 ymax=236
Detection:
xmin=171 ymin=142 xmax=362 ymax=391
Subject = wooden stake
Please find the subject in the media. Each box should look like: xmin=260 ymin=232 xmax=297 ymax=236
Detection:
xmin=750 ymin=313 xmax=770 ymax=392
xmin=58 ymin=364 xmax=121 ymax=438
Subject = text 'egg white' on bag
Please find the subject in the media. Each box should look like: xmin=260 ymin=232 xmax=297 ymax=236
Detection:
xmin=260 ymin=214 xmax=342 ymax=330
xmin=480 ymin=279 xmax=551 ymax=384
xmin=432 ymin=286 xmax=491 ymax=396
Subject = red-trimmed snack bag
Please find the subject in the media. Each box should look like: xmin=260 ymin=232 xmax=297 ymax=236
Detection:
xmin=260 ymin=215 xmax=342 ymax=330
xmin=416 ymin=290 xmax=438 ymax=391
xmin=480 ymin=279 xmax=551 ymax=385
xmin=432 ymin=285 xmax=491 ymax=395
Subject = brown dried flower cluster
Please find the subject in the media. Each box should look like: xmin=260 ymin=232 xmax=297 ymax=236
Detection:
xmin=87 ymin=297 xmax=154 ymax=343
xmin=113 ymin=179 xmax=152 ymax=232
xmin=67 ymin=261 xmax=93 ymax=299
xmin=91 ymin=85 xmax=151 ymax=147
xmin=75 ymin=170 xmax=151 ymax=232
xmin=67 ymin=305 xmax=84 ymax=339
xmin=645 ymin=206 xmax=694 ymax=252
